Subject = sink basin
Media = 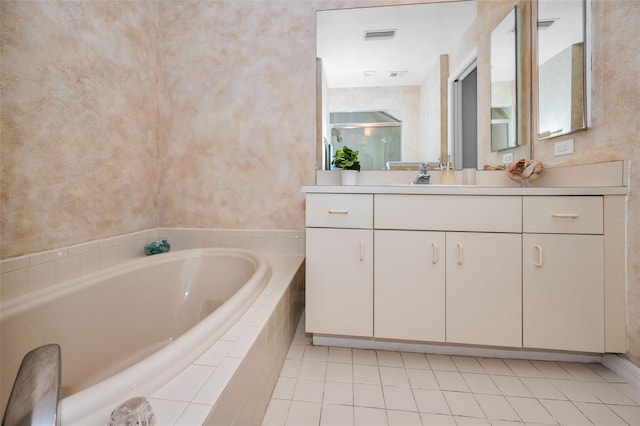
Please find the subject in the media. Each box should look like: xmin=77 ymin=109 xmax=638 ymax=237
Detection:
xmin=381 ymin=183 xmax=474 ymax=187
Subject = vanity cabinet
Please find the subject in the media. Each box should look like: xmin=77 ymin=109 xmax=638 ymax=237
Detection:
xmin=304 ymin=188 xmax=626 ymax=355
xmin=522 ymin=196 xmax=605 ymax=353
xmin=305 ymin=194 xmax=373 ymax=337
xmin=374 ymin=195 xmax=523 ymax=348
xmin=446 ymin=232 xmax=522 ymax=348
xmin=374 ymin=230 xmax=445 ymax=342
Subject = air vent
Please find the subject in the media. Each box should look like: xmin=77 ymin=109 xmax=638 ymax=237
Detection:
xmin=363 ymin=29 xmax=397 ymax=41
xmin=389 ymin=71 xmax=408 ymax=78
xmin=538 ymin=18 xmax=557 ymax=30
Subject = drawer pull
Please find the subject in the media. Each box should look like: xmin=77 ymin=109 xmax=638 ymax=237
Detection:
xmin=432 ymin=242 xmax=438 ymax=264
xmin=551 ymin=213 xmax=579 ymax=219
xmin=456 ymin=243 xmax=463 ymax=265
xmin=328 ymin=209 xmax=349 ymax=215
xmin=534 ymin=244 xmax=543 ymax=268
xmin=360 ymin=240 xmax=365 ymax=261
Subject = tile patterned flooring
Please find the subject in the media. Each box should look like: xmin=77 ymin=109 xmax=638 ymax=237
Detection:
xmin=262 ymin=316 xmax=640 ymax=426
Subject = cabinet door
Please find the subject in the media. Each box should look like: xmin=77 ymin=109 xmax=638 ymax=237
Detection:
xmin=523 ymin=234 xmax=604 ymax=353
xmin=305 ymin=227 xmax=373 ymax=337
xmin=374 ymin=230 xmax=446 ymax=342
xmin=446 ymin=232 xmax=522 ymax=348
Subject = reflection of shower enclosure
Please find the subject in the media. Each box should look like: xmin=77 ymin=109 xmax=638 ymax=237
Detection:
xmin=329 ymin=111 xmax=402 ymax=171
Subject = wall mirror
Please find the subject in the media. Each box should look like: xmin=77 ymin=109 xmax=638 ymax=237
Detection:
xmin=316 ymin=1 xmax=477 ymax=171
xmin=490 ymin=7 xmax=518 ymax=152
xmin=537 ymin=0 xmax=587 ymax=139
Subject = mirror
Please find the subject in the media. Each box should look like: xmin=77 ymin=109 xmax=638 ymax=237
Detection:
xmin=490 ymin=7 xmax=518 ymax=152
xmin=537 ymin=0 xmax=586 ymax=139
xmin=316 ymin=2 xmax=477 ymax=170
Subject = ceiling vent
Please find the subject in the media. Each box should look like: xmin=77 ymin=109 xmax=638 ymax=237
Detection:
xmin=538 ymin=18 xmax=557 ymax=30
xmin=363 ymin=29 xmax=397 ymax=41
xmin=389 ymin=70 xmax=408 ymax=78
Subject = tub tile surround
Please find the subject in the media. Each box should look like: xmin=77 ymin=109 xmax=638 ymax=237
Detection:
xmin=145 ymin=255 xmax=305 ymax=426
xmin=0 ymin=228 xmax=304 ymax=303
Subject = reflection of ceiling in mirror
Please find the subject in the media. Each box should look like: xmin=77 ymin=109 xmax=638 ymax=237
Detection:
xmin=317 ymin=1 xmax=477 ymax=88
xmin=491 ymin=8 xmax=516 ymax=82
xmin=538 ymin=0 xmax=583 ymax=65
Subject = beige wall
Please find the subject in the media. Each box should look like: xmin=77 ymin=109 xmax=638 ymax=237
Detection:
xmin=1 ymin=0 xmax=638 ymax=366
xmin=0 ymin=1 xmax=159 ymax=259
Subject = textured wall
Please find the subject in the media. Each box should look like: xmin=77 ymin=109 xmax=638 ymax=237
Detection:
xmin=0 ymin=1 xmax=159 ymax=259
xmin=155 ymin=1 xmax=317 ymax=230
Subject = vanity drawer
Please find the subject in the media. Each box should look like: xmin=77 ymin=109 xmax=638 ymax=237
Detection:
xmin=306 ymin=194 xmax=373 ymax=229
xmin=523 ymin=196 xmax=603 ymax=234
xmin=375 ymin=195 xmax=522 ymax=232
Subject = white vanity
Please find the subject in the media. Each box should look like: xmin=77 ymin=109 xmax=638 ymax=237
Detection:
xmin=302 ymin=166 xmax=628 ymax=356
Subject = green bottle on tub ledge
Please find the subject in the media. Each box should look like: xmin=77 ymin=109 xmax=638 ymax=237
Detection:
xmin=144 ymin=240 xmax=171 ymax=256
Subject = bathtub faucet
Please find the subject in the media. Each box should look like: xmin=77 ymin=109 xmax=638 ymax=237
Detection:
xmin=2 ymin=344 xmax=61 ymax=426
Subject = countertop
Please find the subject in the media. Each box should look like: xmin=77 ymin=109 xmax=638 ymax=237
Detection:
xmin=301 ymin=185 xmax=629 ymax=196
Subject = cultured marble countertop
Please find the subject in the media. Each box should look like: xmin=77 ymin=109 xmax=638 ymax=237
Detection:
xmin=301 ymin=185 xmax=629 ymax=196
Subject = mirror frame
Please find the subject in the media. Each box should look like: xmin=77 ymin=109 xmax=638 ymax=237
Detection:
xmin=490 ymin=7 xmax=518 ymax=152
xmin=535 ymin=0 xmax=588 ymax=141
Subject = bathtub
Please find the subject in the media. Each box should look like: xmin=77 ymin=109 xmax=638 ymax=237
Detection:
xmin=0 ymin=248 xmax=271 ymax=425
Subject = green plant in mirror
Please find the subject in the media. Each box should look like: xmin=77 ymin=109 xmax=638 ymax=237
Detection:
xmin=332 ymin=146 xmax=361 ymax=171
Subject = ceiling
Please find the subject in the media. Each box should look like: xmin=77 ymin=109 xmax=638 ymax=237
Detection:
xmin=317 ymin=1 xmax=477 ymax=89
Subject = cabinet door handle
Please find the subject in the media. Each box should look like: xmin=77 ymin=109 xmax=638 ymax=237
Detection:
xmin=551 ymin=213 xmax=579 ymax=219
xmin=456 ymin=243 xmax=463 ymax=265
xmin=360 ymin=240 xmax=364 ymax=261
xmin=432 ymin=242 xmax=438 ymax=264
xmin=328 ymin=209 xmax=349 ymax=215
xmin=534 ymin=244 xmax=543 ymax=268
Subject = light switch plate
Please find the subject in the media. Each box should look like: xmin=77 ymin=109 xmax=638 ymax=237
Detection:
xmin=554 ymin=139 xmax=574 ymax=156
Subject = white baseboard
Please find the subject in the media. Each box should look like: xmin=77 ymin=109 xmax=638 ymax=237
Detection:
xmin=601 ymin=354 xmax=640 ymax=388
xmin=312 ymin=336 xmax=602 ymax=364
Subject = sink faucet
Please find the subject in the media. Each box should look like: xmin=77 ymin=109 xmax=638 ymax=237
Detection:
xmin=413 ymin=163 xmax=431 ymax=184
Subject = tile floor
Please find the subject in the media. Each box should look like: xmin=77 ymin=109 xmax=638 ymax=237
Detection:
xmin=262 ymin=315 xmax=640 ymax=426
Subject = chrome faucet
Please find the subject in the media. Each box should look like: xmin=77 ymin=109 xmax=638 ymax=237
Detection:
xmin=2 ymin=344 xmax=61 ymax=426
xmin=412 ymin=163 xmax=431 ymax=184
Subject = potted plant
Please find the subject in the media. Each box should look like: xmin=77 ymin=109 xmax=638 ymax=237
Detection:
xmin=331 ymin=146 xmax=361 ymax=185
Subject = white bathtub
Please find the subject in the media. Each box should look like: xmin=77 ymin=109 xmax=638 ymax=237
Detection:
xmin=0 ymin=248 xmax=271 ymax=425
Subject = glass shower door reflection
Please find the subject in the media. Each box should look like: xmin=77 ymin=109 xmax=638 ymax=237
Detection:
xmin=331 ymin=125 xmax=401 ymax=171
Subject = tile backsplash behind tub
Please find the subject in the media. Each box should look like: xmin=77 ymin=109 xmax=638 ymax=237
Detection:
xmin=0 ymin=228 xmax=305 ymax=302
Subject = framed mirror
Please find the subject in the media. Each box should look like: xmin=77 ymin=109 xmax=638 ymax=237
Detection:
xmin=490 ymin=7 xmax=518 ymax=152
xmin=537 ymin=0 xmax=587 ymax=139
xmin=316 ymin=2 xmax=477 ymax=170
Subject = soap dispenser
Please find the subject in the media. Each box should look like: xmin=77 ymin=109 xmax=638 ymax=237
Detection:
xmin=441 ymin=155 xmax=455 ymax=185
